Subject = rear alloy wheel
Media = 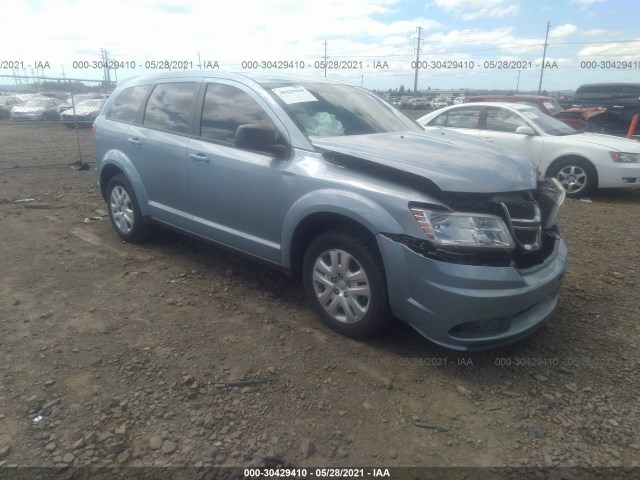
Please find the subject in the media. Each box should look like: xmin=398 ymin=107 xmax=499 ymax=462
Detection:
xmin=303 ymin=229 xmax=390 ymax=338
xmin=549 ymin=159 xmax=596 ymax=198
xmin=106 ymin=174 xmax=151 ymax=243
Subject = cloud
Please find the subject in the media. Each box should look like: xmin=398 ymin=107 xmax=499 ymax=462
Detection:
xmin=581 ymin=28 xmax=617 ymax=37
xmin=568 ymin=0 xmax=605 ymax=5
xmin=424 ymin=28 xmax=542 ymax=56
xmin=432 ymin=0 xmax=520 ymax=20
xmin=577 ymin=41 xmax=640 ymax=59
xmin=568 ymin=0 xmax=606 ymax=10
xmin=549 ymin=24 xmax=578 ymax=38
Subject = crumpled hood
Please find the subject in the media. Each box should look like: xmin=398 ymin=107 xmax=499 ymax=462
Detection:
xmin=310 ymin=129 xmax=537 ymax=193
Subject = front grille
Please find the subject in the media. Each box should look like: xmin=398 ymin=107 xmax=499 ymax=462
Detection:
xmin=503 ymin=202 xmax=538 ymax=221
xmin=501 ymin=202 xmax=542 ymax=251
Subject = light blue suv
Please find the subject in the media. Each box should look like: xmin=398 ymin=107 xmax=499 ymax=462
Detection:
xmin=94 ymin=71 xmax=568 ymax=351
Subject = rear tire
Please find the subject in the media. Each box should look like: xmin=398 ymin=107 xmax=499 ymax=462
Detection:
xmin=106 ymin=174 xmax=152 ymax=243
xmin=303 ymin=228 xmax=391 ymax=338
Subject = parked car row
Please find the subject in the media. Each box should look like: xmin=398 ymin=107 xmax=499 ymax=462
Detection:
xmin=0 ymin=92 xmax=108 ymax=127
xmin=383 ymin=95 xmax=464 ymax=110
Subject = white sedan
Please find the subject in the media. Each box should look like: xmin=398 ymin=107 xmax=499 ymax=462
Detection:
xmin=417 ymin=102 xmax=640 ymax=197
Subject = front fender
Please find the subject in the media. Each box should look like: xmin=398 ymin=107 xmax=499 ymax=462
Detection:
xmin=280 ymin=188 xmax=404 ymax=270
xmin=99 ymin=150 xmax=150 ymax=216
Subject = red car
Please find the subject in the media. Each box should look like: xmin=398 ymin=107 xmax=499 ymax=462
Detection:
xmin=463 ymin=95 xmax=589 ymax=132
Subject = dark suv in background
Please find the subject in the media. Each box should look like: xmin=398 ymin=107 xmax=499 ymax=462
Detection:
xmin=572 ymin=83 xmax=640 ymax=134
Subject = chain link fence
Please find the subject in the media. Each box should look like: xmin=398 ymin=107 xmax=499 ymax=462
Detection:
xmin=0 ymin=75 xmax=112 ymax=170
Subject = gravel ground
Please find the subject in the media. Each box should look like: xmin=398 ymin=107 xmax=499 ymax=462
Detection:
xmin=0 ymin=121 xmax=639 ymax=479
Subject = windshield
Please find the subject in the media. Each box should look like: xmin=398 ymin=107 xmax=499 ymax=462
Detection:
xmin=520 ymin=108 xmax=578 ymax=135
xmin=265 ymin=82 xmax=421 ymax=137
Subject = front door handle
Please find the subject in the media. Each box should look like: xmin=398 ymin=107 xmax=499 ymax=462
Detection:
xmin=482 ymin=137 xmax=494 ymax=142
xmin=127 ymin=137 xmax=142 ymax=145
xmin=189 ymin=153 xmax=209 ymax=163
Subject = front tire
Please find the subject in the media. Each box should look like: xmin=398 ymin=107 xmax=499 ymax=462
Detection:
xmin=106 ymin=174 xmax=151 ymax=243
xmin=548 ymin=158 xmax=597 ymax=198
xmin=303 ymin=229 xmax=391 ymax=338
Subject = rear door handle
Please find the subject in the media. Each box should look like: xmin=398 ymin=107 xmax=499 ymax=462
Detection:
xmin=482 ymin=137 xmax=494 ymax=142
xmin=189 ymin=153 xmax=209 ymax=163
xmin=127 ymin=137 xmax=142 ymax=145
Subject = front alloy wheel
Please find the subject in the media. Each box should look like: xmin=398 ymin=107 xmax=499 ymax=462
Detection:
xmin=311 ymin=248 xmax=372 ymax=324
xmin=556 ymin=165 xmax=587 ymax=195
xmin=303 ymin=229 xmax=390 ymax=338
xmin=550 ymin=158 xmax=596 ymax=198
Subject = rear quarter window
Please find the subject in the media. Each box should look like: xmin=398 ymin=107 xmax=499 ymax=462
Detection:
xmin=105 ymin=85 xmax=151 ymax=123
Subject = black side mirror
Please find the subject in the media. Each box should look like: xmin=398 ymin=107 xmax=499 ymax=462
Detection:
xmin=235 ymin=124 xmax=289 ymax=159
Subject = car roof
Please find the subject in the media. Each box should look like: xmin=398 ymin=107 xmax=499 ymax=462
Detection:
xmin=116 ymin=71 xmax=351 ymax=88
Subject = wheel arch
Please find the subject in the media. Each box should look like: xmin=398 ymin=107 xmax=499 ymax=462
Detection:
xmin=98 ymin=156 xmax=150 ymax=216
xmin=287 ymin=212 xmax=380 ymax=280
xmin=282 ymin=190 xmax=402 ymax=279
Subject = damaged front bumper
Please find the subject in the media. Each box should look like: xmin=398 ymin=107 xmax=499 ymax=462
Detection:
xmin=378 ymin=228 xmax=568 ymax=351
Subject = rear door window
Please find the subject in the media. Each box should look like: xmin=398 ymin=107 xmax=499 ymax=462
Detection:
xmin=143 ymin=82 xmax=199 ymax=134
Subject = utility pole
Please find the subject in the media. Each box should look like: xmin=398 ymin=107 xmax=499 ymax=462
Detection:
xmin=105 ymin=49 xmax=112 ymax=87
xmin=413 ymin=26 xmax=422 ymax=94
xmin=101 ymin=48 xmax=112 ymax=89
xmin=323 ymin=41 xmax=328 ymax=78
xmin=100 ymin=49 xmax=107 ymax=87
xmin=537 ymin=21 xmax=550 ymax=95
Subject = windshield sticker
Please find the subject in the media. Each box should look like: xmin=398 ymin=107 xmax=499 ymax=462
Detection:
xmin=523 ymin=111 xmax=540 ymax=119
xmin=543 ymin=102 xmax=555 ymax=109
xmin=271 ymin=86 xmax=318 ymax=104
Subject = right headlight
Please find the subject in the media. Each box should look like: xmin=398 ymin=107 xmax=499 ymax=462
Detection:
xmin=410 ymin=208 xmax=514 ymax=250
xmin=610 ymin=152 xmax=640 ymax=163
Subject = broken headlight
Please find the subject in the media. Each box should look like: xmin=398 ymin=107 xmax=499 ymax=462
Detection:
xmin=410 ymin=208 xmax=514 ymax=250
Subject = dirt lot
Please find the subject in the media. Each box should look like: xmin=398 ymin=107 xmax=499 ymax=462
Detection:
xmin=0 ymin=122 xmax=639 ymax=477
